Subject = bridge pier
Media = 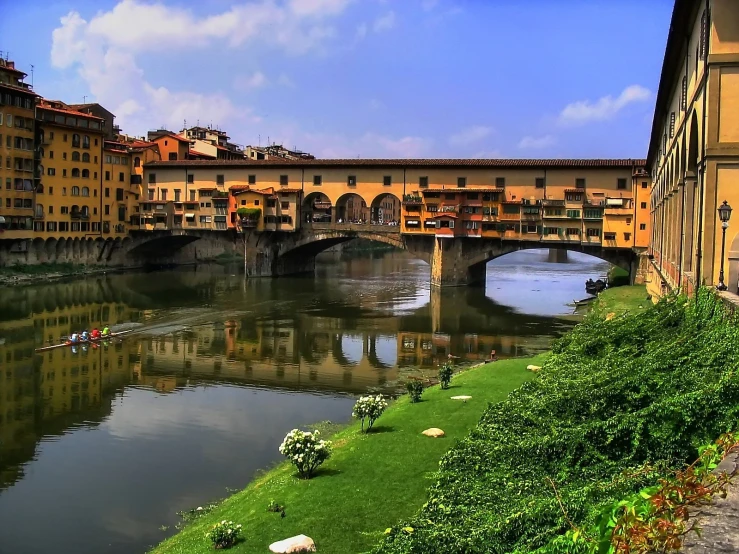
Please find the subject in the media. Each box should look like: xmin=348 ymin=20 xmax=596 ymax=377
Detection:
xmin=431 ymin=238 xmax=485 ymax=287
xmin=547 ymin=248 xmax=569 ymax=263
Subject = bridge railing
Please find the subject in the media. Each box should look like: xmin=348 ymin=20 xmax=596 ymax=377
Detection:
xmin=303 ymin=222 xmax=401 ymax=234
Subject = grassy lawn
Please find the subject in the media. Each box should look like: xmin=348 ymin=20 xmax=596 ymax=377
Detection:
xmin=595 ymin=285 xmax=650 ymax=316
xmin=149 ymin=355 xmax=542 ymax=554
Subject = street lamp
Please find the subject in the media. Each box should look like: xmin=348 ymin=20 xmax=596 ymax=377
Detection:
xmin=717 ymin=200 xmax=732 ymax=291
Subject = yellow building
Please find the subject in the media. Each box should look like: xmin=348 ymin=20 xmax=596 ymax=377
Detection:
xmin=141 ymin=159 xmax=650 ymax=250
xmin=35 ymin=100 xmax=106 ymax=240
xmin=648 ymin=0 xmax=739 ymax=297
xmin=0 ymin=58 xmax=39 ymax=239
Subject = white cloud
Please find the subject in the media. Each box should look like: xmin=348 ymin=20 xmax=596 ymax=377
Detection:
xmin=275 ymin=126 xmax=432 ymax=158
xmin=277 ymin=73 xmax=296 ymax=88
xmin=373 ymin=11 xmax=396 ymax=32
xmin=558 ymin=85 xmax=652 ymax=126
xmin=50 ymin=0 xmax=353 ymax=135
xmin=233 ymin=71 xmax=268 ymax=91
xmin=448 ymin=125 xmax=493 ymax=147
xmin=355 ymin=22 xmax=368 ymax=40
xmin=518 ymin=134 xmax=556 ymax=149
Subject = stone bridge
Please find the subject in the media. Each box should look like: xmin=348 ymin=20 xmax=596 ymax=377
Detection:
xmin=6 ymin=224 xmax=645 ymax=288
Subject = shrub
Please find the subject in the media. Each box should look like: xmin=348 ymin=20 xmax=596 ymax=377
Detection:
xmin=374 ymin=289 xmax=739 ymax=553
xmin=352 ymin=395 xmax=389 ymax=432
xmin=278 ymin=429 xmax=332 ymax=479
xmin=236 ymin=207 xmax=261 ymax=218
xmin=405 ymin=379 xmax=424 ymax=403
xmin=438 ymin=362 xmax=454 ymax=390
xmin=206 ymin=520 xmax=243 ymax=549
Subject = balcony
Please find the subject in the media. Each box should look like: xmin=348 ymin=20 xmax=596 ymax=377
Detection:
xmin=541 ymin=199 xmax=566 ymax=206
xmin=402 ymin=194 xmax=423 ymax=205
xmin=240 ymin=217 xmax=258 ymax=228
xmin=438 ymin=205 xmax=458 ymax=214
xmin=213 ymin=191 xmax=229 ymax=199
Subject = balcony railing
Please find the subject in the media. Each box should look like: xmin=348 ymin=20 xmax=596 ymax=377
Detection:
xmin=542 ymin=199 xmax=566 ymax=206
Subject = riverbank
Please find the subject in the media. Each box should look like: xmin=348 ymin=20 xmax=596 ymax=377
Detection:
xmin=149 ymin=355 xmax=542 ymax=554
xmin=0 ymin=262 xmax=137 ymax=287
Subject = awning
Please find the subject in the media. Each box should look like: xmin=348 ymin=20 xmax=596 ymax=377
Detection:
xmin=185 ymin=213 xmax=195 ymax=218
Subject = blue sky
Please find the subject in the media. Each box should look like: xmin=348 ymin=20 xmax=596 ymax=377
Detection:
xmin=0 ymin=0 xmax=673 ymax=158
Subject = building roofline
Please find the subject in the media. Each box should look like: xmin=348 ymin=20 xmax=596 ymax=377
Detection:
xmin=646 ymin=0 xmax=701 ymax=170
xmin=144 ymin=158 xmax=646 ymax=170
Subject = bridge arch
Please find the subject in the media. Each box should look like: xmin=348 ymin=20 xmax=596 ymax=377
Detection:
xmin=335 ymin=192 xmax=370 ymax=223
xmin=302 ymin=192 xmax=332 ymax=223
xmin=370 ymin=192 xmax=402 ymax=224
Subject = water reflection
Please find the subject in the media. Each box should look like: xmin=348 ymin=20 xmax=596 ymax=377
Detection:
xmin=0 ymin=249 xmax=607 ymax=554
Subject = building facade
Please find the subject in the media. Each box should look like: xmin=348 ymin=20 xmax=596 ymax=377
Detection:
xmin=141 ymin=159 xmax=650 ymax=250
xmin=648 ymin=0 xmax=739 ymax=297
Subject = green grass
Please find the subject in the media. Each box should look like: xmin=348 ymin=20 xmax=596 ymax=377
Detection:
xmin=149 ymin=356 xmax=542 ymax=554
xmin=595 ymin=285 xmax=649 ymax=316
xmin=0 ymin=262 xmax=88 ymax=276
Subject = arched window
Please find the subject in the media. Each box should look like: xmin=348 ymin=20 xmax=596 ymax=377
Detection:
xmin=81 ymin=186 xmax=90 ymax=197
xmin=71 ymin=168 xmax=80 ymax=178
xmin=36 ymin=183 xmax=44 ymax=193
xmin=81 ymin=206 xmax=89 ymax=216
xmin=81 ymin=169 xmax=89 ymax=178
xmin=72 ymin=134 xmax=80 ymax=148
xmin=72 ymin=151 xmax=80 ymax=161
xmin=82 ymin=153 xmax=90 ymax=163
xmin=83 ymin=135 xmax=90 ymax=149
xmin=35 ymin=204 xmax=44 ymax=217
xmin=134 ymin=157 xmax=141 ymax=168
xmin=71 ymin=186 xmax=80 ymax=196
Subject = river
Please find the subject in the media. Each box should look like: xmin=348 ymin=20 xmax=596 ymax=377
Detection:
xmin=0 ymin=249 xmax=610 ymax=554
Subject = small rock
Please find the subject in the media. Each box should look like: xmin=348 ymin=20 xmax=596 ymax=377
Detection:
xmin=422 ymin=428 xmax=445 ymax=438
xmin=451 ymin=395 xmax=471 ymax=401
xmin=269 ymin=534 xmax=316 ymax=553
xmin=605 ymin=312 xmax=616 ymax=321
xmin=526 ymin=365 xmax=541 ymax=372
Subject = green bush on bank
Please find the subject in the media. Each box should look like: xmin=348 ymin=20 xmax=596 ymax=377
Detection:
xmin=374 ymin=289 xmax=739 ymax=554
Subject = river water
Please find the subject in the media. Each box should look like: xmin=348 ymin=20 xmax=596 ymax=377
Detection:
xmin=0 ymin=249 xmax=609 ymax=554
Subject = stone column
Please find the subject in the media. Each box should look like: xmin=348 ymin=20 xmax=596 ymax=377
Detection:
xmin=430 ymin=237 xmax=483 ymax=287
xmin=547 ymin=248 xmax=568 ymax=263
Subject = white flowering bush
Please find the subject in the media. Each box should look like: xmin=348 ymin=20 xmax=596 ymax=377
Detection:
xmin=278 ymin=429 xmax=332 ymax=479
xmin=352 ymin=395 xmax=388 ymax=432
xmin=206 ymin=520 xmax=243 ymax=549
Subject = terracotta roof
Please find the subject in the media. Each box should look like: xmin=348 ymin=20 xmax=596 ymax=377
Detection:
xmin=188 ymin=150 xmax=216 ymax=159
xmin=151 ymin=132 xmax=190 ymax=143
xmin=145 ymin=158 xmax=646 ymax=169
xmin=432 ymin=213 xmax=458 ymax=219
xmin=229 ymin=185 xmax=275 ymax=196
xmin=37 ymin=101 xmax=104 ymax=120
xmin=0 ymin=81 xmax=39 ymax=97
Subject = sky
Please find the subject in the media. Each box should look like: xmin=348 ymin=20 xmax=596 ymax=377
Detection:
xmin=0 ymin=0 xmax=674 ymax=159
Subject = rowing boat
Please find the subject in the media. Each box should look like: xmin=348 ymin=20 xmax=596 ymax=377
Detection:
xmin=35 ymin=329 xmax=136 ymax=352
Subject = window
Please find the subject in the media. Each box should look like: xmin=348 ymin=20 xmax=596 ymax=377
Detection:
xmin=347 ymin=175 xmax=356 ymax=186
xmin=119 ymin=172 xmax=124 ymax=182
xmin=566 ymin=209 xmax=580 ymax=218
xmin=624 ymin=232 xmax=632 ymax=241
xmin=71 ymin=186 xmax=80 ymax=196
xmin=254 ymin=200 xmax=260 ymax=206
xmin=161 ymin=190 xmax=168 ymax=201
xmin=503 ymin=204 xmax=520 ymax=214
xmin=419 ymin=176 xmax=428 ymax=188
xmin=587 ymin=228 xmax=601 ymax=237
xmin=640 ymin=223 xmax=647 ymax=230
xmin=105 ymin=205 xmax=110 ymax=215
xmin=82 ymin=153 xmax=90 ymax=162
xmin=617 ymin=178 xmax=627 ymax=190
xmin=495 ymin=177 xmax=506 ymax=188
xmin=641 ymin=202 xmax=647 ymax=209
xmin=216 ymin=174 xmax=224 ymax=186
xmin=47 ymin=168 xmax=55 ymax=176
xmin=49 ymin=150 xmax=54 ymax=159
xmin=104 ymin=171 xmax=110 ymax=181
xmin=72 ymin=134 xmax=80 ymax=147
xmin=72 ymin=151 xmax=80 ymax=161
xmin=105 ymin=188 xmax=110 ymax=198
xmin=148 ymin=173 xmax=156 ymax=184
xmin=604 ymin=232 xmax=617 ymax=240
xmin=168 ymin=153 xmax=177 ymax=160
xmin=62 ymin=187 xmax=67 ymax=195
xmin=134 ymin=157 xmax=140 ymax=167
xmin=313 ymin=175 xmax=322 ymax=186
xmin=116 ymin=188 xmax=124 ymax=201
xmin=535 ymin=177 xmax=545 ymax=189
xmin=49 ymin=186 xmax=53 ymax=195
xmin=82 ymin=169 xmax=89 ymax=178
xmin=71 ymin=168 xmax=80 ymax=178
xmin=383 ymin=175 xmax=392 ymax=187
xmin=62 ymin=152 xmax=67 ymax=160
xmin=248 ymin=174 xmax=256 ymax=185
xmin=457 ymin=177 xmax=466 ymax=188
xmin=281 ymin=201 xmax=290 ymax=210
xmin=81 ymin=187 xmax=89 ymax=197
xmin=566 ymin=227 xmax=580 ymax=235
xmin=626 ymin=217 xmax=632 ymax=225
xmin=642 ymin=182 xmax=648 ymax=189
xmin=187 ymin=174 xmax=194 ymax=184
xmin=575 ymin=178 xmax=586 ymax=189
xmin=279 ymin=174 xmax=288 ymax=186
xmin=6 ymin=115 xmax=11 ymax=127
xmin=190 ymin=190 xmax=196 ymax=201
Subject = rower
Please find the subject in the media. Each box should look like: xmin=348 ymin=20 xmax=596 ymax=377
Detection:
xmin=70 ymin=332 xmax=79 ymax=344
xmin=91 ymin=327 xmax=101 ymax=340
xmin=81 ymin=330 xmax=90 ymax=341
xmin=102 ymin=326 xmax=110 ymax=337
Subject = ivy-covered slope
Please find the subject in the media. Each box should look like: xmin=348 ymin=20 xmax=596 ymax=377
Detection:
xmin=374 ymin=290 xmax=739 ymax=554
